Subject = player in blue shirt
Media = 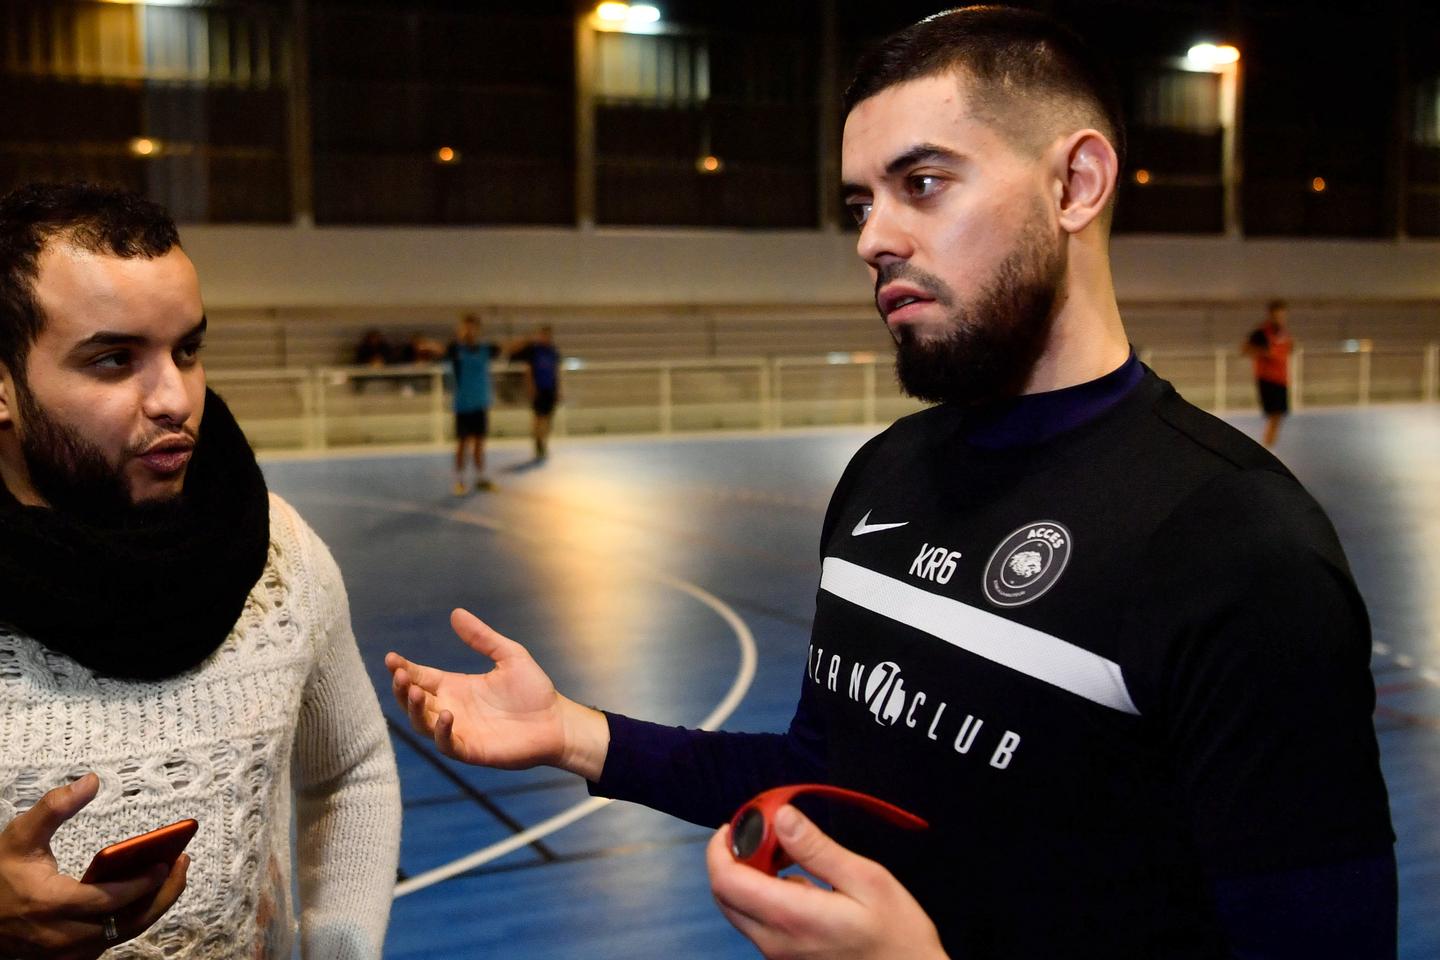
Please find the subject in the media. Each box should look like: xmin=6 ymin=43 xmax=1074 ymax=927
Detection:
xmin=444 ymin=314 xmax=501 ymax=494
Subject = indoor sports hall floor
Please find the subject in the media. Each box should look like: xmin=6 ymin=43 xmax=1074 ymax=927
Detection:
xmin=261 ymin=404 xmax=1440 ymax=960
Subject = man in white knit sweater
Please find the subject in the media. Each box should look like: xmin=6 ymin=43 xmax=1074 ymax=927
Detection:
xmin=0 ymin=182 xmax=401 ymax=959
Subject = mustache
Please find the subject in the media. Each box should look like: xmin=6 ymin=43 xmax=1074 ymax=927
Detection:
xmin=129 ymin=425 xmax=199 ymax=457
xmin=873 ymin=261 xmax=956 ymax=312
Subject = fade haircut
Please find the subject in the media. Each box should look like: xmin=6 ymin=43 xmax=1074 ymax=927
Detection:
xmin=844 ymin=5 xmax=1127 ymax=175
xmin=0 ymin=182 xmax=180 ymax=379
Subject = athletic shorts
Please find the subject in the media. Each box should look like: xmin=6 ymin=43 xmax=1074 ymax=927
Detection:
xmin=532 ymin=388 xmax=558 ymax=417
xmin=455 ymin=409 xmax=489 ymax=438
xmin=1257 ymin=379 xmax=1289 ymax=415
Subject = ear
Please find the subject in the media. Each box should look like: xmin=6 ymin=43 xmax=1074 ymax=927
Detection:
xmin=1051 ymin=129 xmax=1118 ymax=235
xmin=0 ymin=364 xmax=13 ymax=428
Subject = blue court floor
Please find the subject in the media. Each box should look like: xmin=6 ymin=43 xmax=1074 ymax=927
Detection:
xmin=261 ymin=403 xmax=1440 ymax=960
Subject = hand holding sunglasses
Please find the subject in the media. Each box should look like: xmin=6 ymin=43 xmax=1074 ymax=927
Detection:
xmin=728 ymin=784 xmax=928 ymax=876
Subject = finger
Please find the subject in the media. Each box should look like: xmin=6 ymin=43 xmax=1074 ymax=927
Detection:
xmin=129 ymin=853 xmax=189 ymax=932
xmin=405 ymin=684 xmax=441 ymax=735
xmin=712 ymin=897 xmax=776 ymax=953
xmin=450 ymin=608 xmax=525 ymax=663
xmin=9 ymin=916 xmax=102 ymax=959
xmin=390 ymin=667 xmax=412 ymax=712
xmin=59 ymin=862 xmax=170 ymax=916
xmin=771 ymin=804 xmax=877 ymax=894
xmin=706 ymin=825 xmax=786 ymax=915
xmin=434 ymin=710 xmax=459 ymax=757
xmin=706 ymin=827 xmax=794 ymax=956
xmin=3 ymin=774 xmax=99 ymax=853
xmin=388 ymin=656 xmax=450 ymax=696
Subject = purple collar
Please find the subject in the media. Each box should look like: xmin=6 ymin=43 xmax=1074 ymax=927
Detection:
xmin=962 ymin=353 xmax=1144 ymax=450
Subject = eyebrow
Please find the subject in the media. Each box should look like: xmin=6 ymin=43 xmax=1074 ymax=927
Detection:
xmin=840 ymin=143 xmax=967 ymax=199
xmin=67 ymin=315 xmax=208 ymax=356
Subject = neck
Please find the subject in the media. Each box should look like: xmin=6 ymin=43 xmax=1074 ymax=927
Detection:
xmin=1022 ymin=235 xmax=1129 ymax=394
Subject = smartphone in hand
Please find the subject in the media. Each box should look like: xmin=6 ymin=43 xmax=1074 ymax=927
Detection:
xmin=81 ymin=819 xmax=198 ymax=884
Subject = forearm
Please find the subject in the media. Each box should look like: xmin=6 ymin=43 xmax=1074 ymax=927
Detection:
xmin=588 ymin=712 xmax=826 ymax=827
xmin=295 ymin=624 xmax=401 ymax=957
xmin=296 ymin=735 xmax=400 ymax=959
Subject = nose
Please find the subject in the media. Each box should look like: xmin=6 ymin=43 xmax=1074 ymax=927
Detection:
xmin=854 ymin=198 xmax=915 ymax=271
xmin=142 ymin=356 xmax=199 ymax=427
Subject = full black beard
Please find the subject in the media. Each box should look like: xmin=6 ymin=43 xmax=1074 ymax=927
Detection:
xmin=889 ymin=215 xmax=1066 ymax=407
xmin=14 ymin=374 xmax=186 ymax=527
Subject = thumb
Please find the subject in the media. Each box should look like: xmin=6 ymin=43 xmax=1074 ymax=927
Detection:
xmin=450 ymin=608 xmax=525 ymax=662
xmin=771 ymin=804 xmax=868 ymax=889
xmin=4 ymin=774 xmax=99 ymax=853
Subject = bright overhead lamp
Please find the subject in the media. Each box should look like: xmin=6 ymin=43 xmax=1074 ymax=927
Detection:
xmin=592 ymin=2 xmax=663 ymax=32
xmin=129 ymin=137 xmax=160 ymax=157
xmin=1185 ymin=43 xmax=1240 ymax=71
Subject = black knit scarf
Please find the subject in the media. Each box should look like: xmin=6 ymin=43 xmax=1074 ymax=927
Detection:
xmin=0 ymin=389 xmax=270 ymax=679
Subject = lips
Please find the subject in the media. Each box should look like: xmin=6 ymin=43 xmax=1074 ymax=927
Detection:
xmin=877 ymin=284 xmax=936 ymax=325
xmin=137 ymin=439 xmax=195 ymax=475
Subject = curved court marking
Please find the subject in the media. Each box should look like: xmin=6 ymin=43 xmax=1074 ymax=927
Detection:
xmin=293 ymin=494 xmax=758 ymax=898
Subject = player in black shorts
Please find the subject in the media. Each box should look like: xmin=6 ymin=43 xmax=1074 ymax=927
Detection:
xmin=508 ymin=325 xmax=561 ymax=459
xmin=445 ymin=315 xmax=501 ymax=493
xmin=1243 ymin=300 xmax=1294 ymax=447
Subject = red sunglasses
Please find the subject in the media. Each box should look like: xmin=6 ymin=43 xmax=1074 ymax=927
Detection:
xmin=728 ymin=783 xmax=928 ymax=876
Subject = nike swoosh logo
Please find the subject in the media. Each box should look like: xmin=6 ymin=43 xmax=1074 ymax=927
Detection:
xmin=851 ymin=510 xmax=909 ymax=536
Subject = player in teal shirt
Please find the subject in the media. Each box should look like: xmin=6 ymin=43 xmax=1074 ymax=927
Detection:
xmin=445 ymin=314 xmax=501 ymax=493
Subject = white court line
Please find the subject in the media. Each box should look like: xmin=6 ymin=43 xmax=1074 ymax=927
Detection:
xmin=295 ymin=494 xmax=758 ymax=898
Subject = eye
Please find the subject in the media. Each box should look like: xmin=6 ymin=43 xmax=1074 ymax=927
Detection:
xmin=845 ymin=200 xmax=873 ymax=227
xmin=91 ymin=351 xmax=130 ymax=370
xmin=176 ymin=339 xmax=205 ymax=365
xmin=906 ymin=173 xmax=943 ymax=199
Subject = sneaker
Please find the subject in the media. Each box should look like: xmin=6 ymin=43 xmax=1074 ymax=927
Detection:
xmin=475 ymin=477 xmax=496 ymax=492
xmin=452 ymin=480 xmax=467 ymax=497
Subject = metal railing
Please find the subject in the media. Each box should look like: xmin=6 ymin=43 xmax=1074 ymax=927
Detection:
xmin=1138 ymin=341 xmax=1440 ymax=413
xmin=209 ymin=342 xmax=1440 ymax=451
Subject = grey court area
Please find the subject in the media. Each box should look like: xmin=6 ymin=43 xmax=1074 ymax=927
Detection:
xmin=260 ymin=404 xmax=1440 ymax=960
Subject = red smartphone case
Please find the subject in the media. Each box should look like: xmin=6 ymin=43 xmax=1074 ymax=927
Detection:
xmin=81 ymin=818 xmax=199 ymax=884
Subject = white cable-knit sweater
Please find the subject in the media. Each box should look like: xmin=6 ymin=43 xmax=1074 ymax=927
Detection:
xmin=0 ymin=494 xmax=401 ymax=959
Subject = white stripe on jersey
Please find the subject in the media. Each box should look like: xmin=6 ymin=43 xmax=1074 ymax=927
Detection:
xmin=820 ymin=556 xmax=1140 ymax=715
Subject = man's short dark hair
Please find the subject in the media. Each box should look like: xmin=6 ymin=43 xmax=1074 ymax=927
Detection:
xmin=1267 ymin=298 xmax=1288 ymax=315
xmin=0 ymin=182 xmax=179 ymax=378
xmin=844 ymin=5 xmax=1127 ymax=173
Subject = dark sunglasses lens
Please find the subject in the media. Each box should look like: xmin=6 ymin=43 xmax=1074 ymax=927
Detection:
xmin=732 ymin=808 xmax=766 ymax=859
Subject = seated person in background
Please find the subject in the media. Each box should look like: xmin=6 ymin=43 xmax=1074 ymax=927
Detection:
xmin=354 ymin=329 xmax=393 ymax=368
xmin=398 ymin=331 xmax=445 ymax=365
xmin=0 ymin=181 xmax=401 ymax=959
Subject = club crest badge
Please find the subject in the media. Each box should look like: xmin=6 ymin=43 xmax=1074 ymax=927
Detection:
xmin=982 ymin=521 xmax=1072 ymax=607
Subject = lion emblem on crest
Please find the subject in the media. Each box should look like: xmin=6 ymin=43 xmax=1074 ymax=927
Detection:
xmin=1007 ymin=550 xmax=1044 ymax=579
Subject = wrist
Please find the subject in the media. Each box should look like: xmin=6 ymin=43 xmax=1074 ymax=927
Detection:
xmin=556 ymin=697 xmax=610 ymax=781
